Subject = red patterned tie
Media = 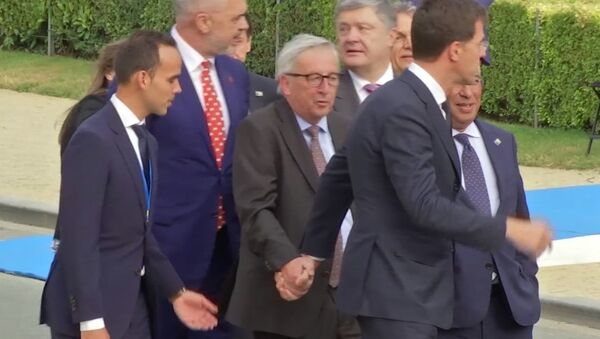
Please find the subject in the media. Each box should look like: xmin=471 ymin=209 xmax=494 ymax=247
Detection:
xmin=201 ymin=60 xmax=226 ymax=230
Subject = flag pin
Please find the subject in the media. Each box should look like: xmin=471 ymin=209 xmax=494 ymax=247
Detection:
xmin=494 ymin=138 xmax=501 ymax=145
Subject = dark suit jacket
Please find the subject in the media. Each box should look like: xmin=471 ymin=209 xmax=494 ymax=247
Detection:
xmin=249 ymin=72 xmax=279 ymax=112
xmin=147 ymin=54 xmax=249 ymax=286
xmin=40 ymin=103 xmax=183 ymax=338
xmin=302 ymin=70 xmax=507 ymax=328
xmin=333 ymin=70 xmax=360 ymax=118
xmin=451 ymin=120 xmax=539 ymax=328
xmin=226 ymin=99 xmax=352 ymax=337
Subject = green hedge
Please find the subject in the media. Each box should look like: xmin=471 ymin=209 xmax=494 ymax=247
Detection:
xmin=1 ymin=0 xmax=599 ymax=129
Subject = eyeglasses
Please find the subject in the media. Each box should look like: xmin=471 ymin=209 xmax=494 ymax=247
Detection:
xmin=285 ymin=72 xmax=341 ymax=87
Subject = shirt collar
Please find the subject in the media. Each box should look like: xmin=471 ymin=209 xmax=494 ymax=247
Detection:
xmin=110 ymin=94 xmax=144 ymax=128
xmin=348 ymin=63 xmax=395 ymax=90
xmin=452 ymin=121 xmax=481 ymax=138
xmin=294 ymin=113 xmax=330 ymax=135
xmin=171 ymin=26 xmax=215 ymax=72
xmin=408 ymin=62 xmax=446 ymax=106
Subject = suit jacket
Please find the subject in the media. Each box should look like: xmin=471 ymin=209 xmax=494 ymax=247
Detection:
xmin=302 ymin=70 xmax=507 ymax=328
xmin=333 ymin=70 xmax=360 ymax=118
xmin=451 ymin=119 xmax=539 ymax=328
xmin=147 ymin=54 xmax=249 ymax=285
xmin=40 ymin=103 xmax=183 ymax=338
xmin=226 ymin=99 xmax=352 ymax=337
xmin=249 ymin=72 xmax=279 ymax=112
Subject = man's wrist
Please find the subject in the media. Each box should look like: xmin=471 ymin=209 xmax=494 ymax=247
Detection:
xmin=169 ymin=287 xmax=187 ymax=303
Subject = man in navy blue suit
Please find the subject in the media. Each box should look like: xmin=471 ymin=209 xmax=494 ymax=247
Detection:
xmin=40 ymin=30 xmax=218 ymax=339
xmin=145 ymin=0 xmax=250 ymax=338
xmin=438 ymin=71 xmax=539 ymax=339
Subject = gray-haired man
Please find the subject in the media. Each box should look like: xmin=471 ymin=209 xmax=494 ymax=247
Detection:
xmin=227 ymin=34 xmax=361 ymax=339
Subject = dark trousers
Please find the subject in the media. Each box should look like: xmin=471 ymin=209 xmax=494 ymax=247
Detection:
xmin=254 ymin=287 xmax=361 ymax=339
xmin=357 ymin=316 xmax=437 ymax=339
xmin=438 ymin=284 xmax=533 ymax=339
xmin=153 ymin=228 xmax=248 ymax=339
xmin=51 ymin=291 xmax=151 ymax=339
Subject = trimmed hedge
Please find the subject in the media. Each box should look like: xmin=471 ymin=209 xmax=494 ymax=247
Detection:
xmin=1 ymin=0 xmax=599 ymax=129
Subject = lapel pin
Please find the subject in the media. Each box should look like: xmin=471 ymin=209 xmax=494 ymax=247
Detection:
xmin=494 ymin=138 xmax=502 ymax=146
xmin=255 ymin=91 xmax=264 ymax=97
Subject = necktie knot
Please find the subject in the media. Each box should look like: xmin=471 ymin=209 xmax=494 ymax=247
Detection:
xmin=131 ymin=124 xmax=148 ymax=140
xmin=454 ymin=133 xmax=471 ymax=147
xmin=363 ymin=83 xmax=381 ymax=94
xmin=201 ymin=60 xmax=211 ymax=71
xmin=307 ymin=125 xmax=320 ymax=139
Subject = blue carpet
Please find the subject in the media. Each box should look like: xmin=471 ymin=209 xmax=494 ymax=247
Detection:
xmin=0 ymin=235 xmax=54 ymax=281
xmin=0 ymin=184 xmax=599 ymax=281
xmin=526 ymin=184 xmax=600 ymax=240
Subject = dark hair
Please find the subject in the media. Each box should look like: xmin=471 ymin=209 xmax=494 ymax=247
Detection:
xmin=58 ymin=39 xmax=124 ymax=152
xmin=114 ymin=30 xmax=177 ymax=85
xmin=412 ymin=0 xmax=487 ymax=61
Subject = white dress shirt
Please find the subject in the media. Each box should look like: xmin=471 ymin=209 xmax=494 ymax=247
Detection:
xmin=407 ymin=63 xmax=447 ymax=119
xmin=452 ymin=122 xmax=500 ymax=216
xmin=80 ymin=95 xmax=145 ymax=332
xmin=348 ymin=64 xmax=395 ymax=103
xmin=295 ymin=115 xmax=354 ymax=250
xmin=171 ymin=26 xmax=231 ymax=134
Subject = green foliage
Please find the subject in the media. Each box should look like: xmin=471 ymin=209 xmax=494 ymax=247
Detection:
xmin=483 ymin=1 xmax=600 ymax=129
xmin=1 ymin=0 xmax=599 ymax=130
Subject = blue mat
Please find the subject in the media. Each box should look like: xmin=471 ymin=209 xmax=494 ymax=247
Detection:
xmin=0 ymin=184 xmax=599 ymax=281
xmin=526 ymin=184 xmax=600 ymax=240
xmin=0 ymin=235 xmax=54 ymax=281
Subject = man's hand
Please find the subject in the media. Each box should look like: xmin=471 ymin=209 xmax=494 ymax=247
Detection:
xmin=505 ymin=217 xmax=553 ymax=259
xmin=275 ymin=256 xmax=317 ymax=301
xmin=172 ymin=290 xmax=219 ymax=331
xmin=81 ymin=328 xmax=110 ymax=339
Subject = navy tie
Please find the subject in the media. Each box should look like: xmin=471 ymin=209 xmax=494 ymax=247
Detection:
xmin=132 ymin=124 xmax=150 ymax=185
xmin=454 ymin=133 xmax=491 ymax=215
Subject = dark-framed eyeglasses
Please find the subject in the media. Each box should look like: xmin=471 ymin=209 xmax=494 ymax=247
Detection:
xmin=285 ymin=72 xmax=341 ymax=87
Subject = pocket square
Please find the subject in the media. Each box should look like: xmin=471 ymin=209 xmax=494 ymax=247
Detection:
xmin=255 ymin=91 xmax=264 ymax=97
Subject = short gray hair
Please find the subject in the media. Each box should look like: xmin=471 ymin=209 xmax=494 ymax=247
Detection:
xmin=391 ymin=0 xmax=416 ymax=16
xmin=335 ymin=0 xmax=396 ymax=30
xmin=173 ymin=0 xmax=226 ymax=18
xmin=275 ymin=34 xmax=338 ymax=78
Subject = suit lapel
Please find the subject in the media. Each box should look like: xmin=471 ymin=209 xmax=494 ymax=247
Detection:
xmin=334 ymin=70 xmax=360 ymax=117
xmin=275 ymin=100 xmax=320 ymax=192
xmin=328 ymin=113 xmax=349 ymax=149
xmin=106 ymin=103 xmax=147 ymax=216
xmin=177 ymin=64 xmax=216 ymax=165
xmin=476 ymin=120 xmax=507 ymax=213
xmin=402 ymin=71 xmax=461 ymax=177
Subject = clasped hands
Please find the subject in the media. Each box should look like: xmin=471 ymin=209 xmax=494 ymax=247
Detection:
xmin=275 ymin=255 xmax=318 ymax=301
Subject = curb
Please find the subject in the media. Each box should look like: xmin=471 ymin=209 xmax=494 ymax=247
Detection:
xmin=0 ymin=195 xmax=57 ymax=229
xmin=541 ymin=294 xmax=600 ymax=329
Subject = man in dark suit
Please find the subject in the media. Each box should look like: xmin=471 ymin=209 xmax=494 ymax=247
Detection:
xmin=282 ymin=1 xmax=552 ymax=338
xmin=438 ymin=73 xmax=539 ymax=339
xmin=145 ymin=1 xmax=250 ymax=338
xmin=227 ymin=14 xmax=279 ymax=112
xmin=226 ymin=34 xmax=359 ymax=339
xmin=333 ymin=0 xmax=396 ymax=117
xmin=40 ymin=31 xmax=218 ymax=339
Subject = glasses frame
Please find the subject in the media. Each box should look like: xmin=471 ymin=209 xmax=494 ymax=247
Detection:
xmin=285 ymin=72 xmax=342 ymax=87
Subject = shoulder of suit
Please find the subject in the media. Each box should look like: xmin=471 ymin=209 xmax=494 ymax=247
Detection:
xmin=216 ymin=54 xmax=246 ymax=70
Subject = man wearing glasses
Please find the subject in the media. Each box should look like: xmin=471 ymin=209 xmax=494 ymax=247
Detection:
xmin=226 ymin=34 xmax=360 ymax=339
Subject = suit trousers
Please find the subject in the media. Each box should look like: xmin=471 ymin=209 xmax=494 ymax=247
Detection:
xmin=357 ymin=316 xmax=437 ymax=339
xmin=437 ymin=283 xmax=533 ymax=339
xmin=50 ymin=290 xmax=151 ymax=339
xmin=254 ymin=286 xmax=361 ymax=339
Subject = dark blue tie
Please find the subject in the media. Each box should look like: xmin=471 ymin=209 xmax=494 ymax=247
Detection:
xmin=454 ymin=133 xmax=491 ymax=215
xmin=131 ymin=124 xmax=150 ymax=185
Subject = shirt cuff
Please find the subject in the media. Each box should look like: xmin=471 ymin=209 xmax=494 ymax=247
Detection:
xmin=304 ymin=255 xmax=325 ymax=262
xmin=80 ymin=318 xmax=105 ymax=331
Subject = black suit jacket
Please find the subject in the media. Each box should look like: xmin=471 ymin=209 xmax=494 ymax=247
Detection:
xmin=40 ymin=103 xmax=183 ymax=338
xmin=226 ymin=99 xmax=352 ymax=336
xmin=249 ymin=72 xmax=279 ymax=112
xmin=302 ymin=70 xmax=506 ymax=328
xmin=332 ymin=70 xmax=360 ymax=118
xmin=451 ymin=120 xmax=539 ymax=328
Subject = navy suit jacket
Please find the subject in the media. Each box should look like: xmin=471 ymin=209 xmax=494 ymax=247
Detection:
xmin=452 ymin=119 xmax=539 ymax=328
xmin=302 ymin=70 xmax=507 ymax=328
xmin=146 ymin=54 xmax=249 ymax=285
xmin=40 ymin=103 xmax=183 ymax=338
